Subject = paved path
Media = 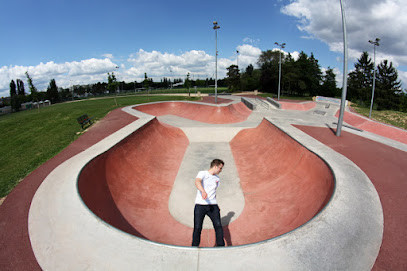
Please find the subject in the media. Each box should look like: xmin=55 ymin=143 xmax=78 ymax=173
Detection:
xmin=296 ymin=125 xmax=407 ymax=271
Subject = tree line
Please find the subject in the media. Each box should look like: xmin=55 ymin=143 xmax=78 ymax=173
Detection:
xmin=3 ymin=49 xmax=406 ymax=113
xmin=227 ymin=50 xmax=339 ymax=98
xmin=226 ymin=50 xmax=406 ymax=112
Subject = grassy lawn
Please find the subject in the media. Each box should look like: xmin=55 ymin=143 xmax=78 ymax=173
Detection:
xmin=0 ymin=95 xmax=198 ymax=197
xmin=129 ymin=87 xmax=229 ymax=95
xmin=351 ymin=105 xmax=407 ymax=130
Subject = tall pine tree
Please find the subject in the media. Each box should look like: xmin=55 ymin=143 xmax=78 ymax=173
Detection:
xmin=347 ymin=52 xmax=374 ymax=104
xmin=46 ymin=79 xmax=60 ymax=103
xmin=375 ymin=60 xmax=401 ymax=110
xmin=9 ymin=80 xmax=21 ymax=111
xmin=25 ymin=71 xmax=38 ymax=102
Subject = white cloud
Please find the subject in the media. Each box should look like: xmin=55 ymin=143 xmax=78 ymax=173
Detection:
xmin=0 ymin=58 xmax=118 ymax=97
xmin=125 ymin=49 xmax=216 ymax=81
xmin=102 ymin=54 xmax=114 ymax=59
xmin=124 ymin=47 xmax=261 ymax=82
xmin=399 ymin=70 xmax=407 ymax=89
xmin=236 ymin=44 xmax=262 ymax=69
xmin=282 ymin=0 xmax=407 ymax=87
xmin=1 ymin=45 xmax=306 ymax=98
xmin=242 ymin=37 xmax=260 ymax=46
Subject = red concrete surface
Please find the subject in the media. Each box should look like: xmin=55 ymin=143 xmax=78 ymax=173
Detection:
xmin=295 ymin=125 xmax=407 ymax=271
xmin=238 ymin=94 xmax=315 ymax=110
xmin=79 ymin=118 xmax=191 ymax=243
xmin=134 ymin=101 xmax=251 ymax=124
xmin=280 ymin=101 xmax=316 ymax=111
xmin=200 ymin=96 xmax=234 ymax=104
xmin=335 ymin=110 xmax=407 ymax=144
xmin=0 ymin=108 xmax=138 ymax=271
xmin=78 ymin=118 xmax=333 ymax=247
xmin=229 ymin=120 xmax=334 ymax=243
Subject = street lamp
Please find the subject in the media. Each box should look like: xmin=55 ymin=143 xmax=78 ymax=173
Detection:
xmin=275 ymin=42 xmax=286 ymax=101
xmin=236 ymin=50 xmax=239 ymax=71
xmin=169 ymin=67 xmax=173 ymax=89
xmin=213 ymin=21 xmax=220 ymax=104
xmin=368 ymin=38 xmax=380 ymax=119
xmin=70 ymin=79 xmax=74 ymax=101
xmin=115 ymin=66 xmax=119 ymax=93
xmin=336 ymin=0 xmax=349 ymax=137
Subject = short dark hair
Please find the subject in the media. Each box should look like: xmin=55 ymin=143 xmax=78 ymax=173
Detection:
xmin=210 ymin=159 xmax=224 ymax=168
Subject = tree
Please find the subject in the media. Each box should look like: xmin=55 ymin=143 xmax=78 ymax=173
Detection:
xmin=257 ymin=50 xmax=280 ymax=67
xmin=91 ymin=82 xmax=107 ymax=95
xmin=307 ymin=53 xmax=323 ymax=96
xmin=107 ymin=72 xmax=118 ymax=94
xmin=16 ymin=79 xmax=25 ymax=96
xmin=25 ymin=71 xmax=38 ymax=101
xmin=282 ymin=53 xmax=300 ymax=95
xmin=240 ymin=64 xmax=260 ymax=91
xmin=10 ymin=80 xmax=21 ymax=112
xmin=226 ymin=65 xmax=240 ymax=91
xmin=294 ymin=51 xmax=322 ymax=96
xmin=347 ymin=52 xmax=374 ymax=104
xmin=9 ymin=80 xmax=16 ymax=97
xmin=143 ymin=73 xmax=152 ymax=90
xmin=46 ymin=79 xmax=60 ymax=103
xmin=258 ymin=50 xmax=280 ymax=93
xmin=321 ymin=67 xmax=338 ymax=97
xmin=375 ymin=60 xmax=402 ymax=110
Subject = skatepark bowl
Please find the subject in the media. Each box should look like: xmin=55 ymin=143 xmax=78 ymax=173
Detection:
xmin=77 ymin=101 xmax=334 ymax=247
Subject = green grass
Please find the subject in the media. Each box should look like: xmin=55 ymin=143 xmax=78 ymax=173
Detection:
xmin=134 ymin=87 xmax=230 ymax=95
xmin=0 ymin=95 xmax=198 ymax=197
xmin=351 ymin=104 xmax=407 ymax=130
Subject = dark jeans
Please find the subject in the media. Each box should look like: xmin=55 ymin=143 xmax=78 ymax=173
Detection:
xmin=192 ymin=204 xmax=225 ymax=247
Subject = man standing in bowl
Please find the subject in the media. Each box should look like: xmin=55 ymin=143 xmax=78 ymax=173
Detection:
xmin=192 ymin=159 xmax=225 ymax=247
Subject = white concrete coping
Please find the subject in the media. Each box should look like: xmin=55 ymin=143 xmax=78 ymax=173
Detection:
xmin=28 ymin=101 xmax=383 ymax=270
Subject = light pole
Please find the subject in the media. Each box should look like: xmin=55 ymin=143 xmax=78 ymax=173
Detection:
xmin=169 ymin=67 xmax=173 ymax=89
xmin=115 ymin=66 xmax=119 ymax=93
xmin=275 ymin=42 xmax=285 ymax=101
xmin=236 ymin=50 xmax=239 ymax=71
xmin=213 ymin=21 xmax=220 ymax=104
xmin=368 ymin=38 xmax=380 ymax=119
xmin=336 ymin=0 xmax=349 ymax=137
xmin=114 ymin=66 xmax=119 ymax=106
xmin=70 ymin=79 xmax=74 ymax=101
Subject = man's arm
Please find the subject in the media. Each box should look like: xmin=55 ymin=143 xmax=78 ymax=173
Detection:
xmin=195 ymin=178 xmax=207 ymax=199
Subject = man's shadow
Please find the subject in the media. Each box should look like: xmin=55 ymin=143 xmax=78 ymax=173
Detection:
xmin=221 ymin=211 xmax=235 ymax=246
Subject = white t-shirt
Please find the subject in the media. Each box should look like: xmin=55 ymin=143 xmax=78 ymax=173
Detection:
xmin=194 ymin=170 xmax=220 ymax=205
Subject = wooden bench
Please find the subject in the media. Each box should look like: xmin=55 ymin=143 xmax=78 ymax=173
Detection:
xmin=77 ymin=114 xmax=94 ymax=129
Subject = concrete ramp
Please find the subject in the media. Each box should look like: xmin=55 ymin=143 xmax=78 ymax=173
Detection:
xmin=134 ymin=101 xmax=251 ymax=124
xmin=78 ymin=119 xmax=192 ymax=246
xmin=229 ymin=119 xmax=334 ymax=244
xmin=77 ymin=116 xmax=334 ymax=247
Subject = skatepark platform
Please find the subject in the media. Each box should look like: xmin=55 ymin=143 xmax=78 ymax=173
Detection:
xmin=1 ymin=95 xmax=406 ymax=270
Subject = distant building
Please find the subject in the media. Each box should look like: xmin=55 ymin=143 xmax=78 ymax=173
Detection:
xmin=0 ymin=100 xmax=51 ymax=115
xmin=0 ymin=106 xmax=12 ymax=115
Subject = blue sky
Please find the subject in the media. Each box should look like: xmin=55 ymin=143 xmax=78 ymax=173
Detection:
xmin=1 ymin=0 xmax=406 ymax=97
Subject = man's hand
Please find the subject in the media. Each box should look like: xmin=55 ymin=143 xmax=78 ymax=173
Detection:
xmin=201 ymin=191 xmax=208 ymax=199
